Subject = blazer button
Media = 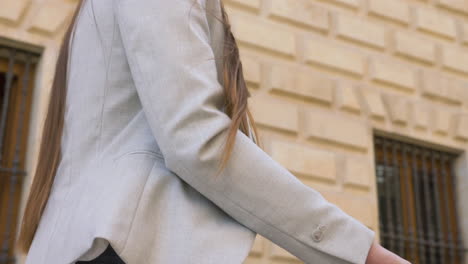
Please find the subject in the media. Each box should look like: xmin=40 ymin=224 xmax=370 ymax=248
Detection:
xmin=312 ymin=230 xmax=323 ymax=242
xmin=312 ymin=225 xmax=326 ymax=242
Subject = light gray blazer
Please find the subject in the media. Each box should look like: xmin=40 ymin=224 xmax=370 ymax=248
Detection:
xmin=23 ymin=0 xmax=375 ymax=263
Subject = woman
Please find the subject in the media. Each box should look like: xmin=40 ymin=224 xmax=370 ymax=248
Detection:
xmin=15 ymin=0 xmax=410 ymax=263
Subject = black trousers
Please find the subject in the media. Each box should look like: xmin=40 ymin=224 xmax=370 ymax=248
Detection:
xmin=75 ymin=244 xmax=125 ymax=264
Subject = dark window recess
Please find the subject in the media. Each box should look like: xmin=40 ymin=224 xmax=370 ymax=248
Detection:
xmin=374 ymin=136 xmax=466 ymax=264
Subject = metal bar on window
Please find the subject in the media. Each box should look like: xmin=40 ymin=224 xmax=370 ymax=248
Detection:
xmin=412 ymin=147 xmax=426 ymax=264
xmin=431 ymin=150 xmax=444 ymax=264
xmin=0 ymin=49 xmax=16 ymax=164
xmin=445 ymin=153 xmax=464 ymax=264
xmin=391 ymin=141 xmax=404 ymax=256
xmin=421 ymin=148 xmax=436 ymax=263
xmin=402 ymin=145 xmax=417 ymax=263
xmin=383 ymin=138 xmax=396 ymax=252
xmin=440 ymin=154 xmax=455 ymax=264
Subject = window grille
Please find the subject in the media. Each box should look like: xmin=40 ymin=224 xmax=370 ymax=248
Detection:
xmin=374 ymin=136 xmax=466 ymax=264
xmin=0 ymin=45 xmax=39 ymax=264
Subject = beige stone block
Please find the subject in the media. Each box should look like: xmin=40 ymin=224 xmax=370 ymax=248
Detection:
xmin=227 ymin=0 xmax=261 ymax=9
xmin=433 ymin=109 xmax=453 ymax=135
xmin=270 ymin=140 xmax=337 ymax=181
xmin=305 ymin=40 xmax=365 ymax=76
xmin=322 ymin=193 xmax=375 ymax=228
xmin=382 ymin=94 xmax=410 ymax=125
xmin=361 ymin=88 xmax=387 ymax=119
xmin=0 ymin=0 xmax=29 ymax=23
xmin=305 ymin=111 xmax=369 ymax=150
xmin=460 ymin=82 xmax=468 ymax=104
xmin=29 ymin=2 xmax=74 ymax=35
xmin=442 ymin=45 xmax=468 ymax=74
xmin=335 ymin=13 xmax=386 ymax=49
xmin=435 ymin=0 xmax=468 ymax=14
xmin=271 ymin=66 xmax=335 ymax=104
xmin=241 ymin=55 xmax=261 ymax=86
xmin=270 ymin=243 xmax=298 ymax=260
xmin=250 ymin=235 xmax=264 ymax=255
xmin=370 ymin=58 xmax=417 ymax=91
xmin=248 ymin=96 xmax=299 ymax=133
xmin=368 ymin=0 xmax=410 ymax=24
xmin=269 ymin=0 xmax=329 ymax=31
xmin=320 ymin=0 xmax=360 ymax=8
xmin=414 ymin=6 xmax=457 ymax=39
xmin=394 ymin=31 xmax=436 ymax=63
xmin=454 ymin=114 xmax=468 ymax=141
xmin=413 ymin=102 xmax=431 ymax=130
xmin=344 ymin=157 xmax=371 ymax=188
xmin=338 ymin=83 xmax=361 ymax=113
xmin=421 ymin=69 xmax=464 ymax=104
xmin=230 ymin=15 xmax=296 ymax=56
xmin=462 ymin=22 xmax=468 ymax=45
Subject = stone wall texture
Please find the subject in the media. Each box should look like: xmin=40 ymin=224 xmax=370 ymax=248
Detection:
xmin=1 ymin=0 xmax=468 ymax=263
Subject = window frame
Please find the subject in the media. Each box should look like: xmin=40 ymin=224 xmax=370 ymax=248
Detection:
xmin=374 ymin=135 xmax=466 ymax=264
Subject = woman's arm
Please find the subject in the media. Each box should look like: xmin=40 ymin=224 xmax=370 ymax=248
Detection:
xmin=114 ymin=0 xmax=375 ymax=263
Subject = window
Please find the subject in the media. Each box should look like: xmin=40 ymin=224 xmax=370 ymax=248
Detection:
xmin=0 ymin=45 xmax=39 ymax=264
xmin=374 ymin=135 xmax=466 ymax=264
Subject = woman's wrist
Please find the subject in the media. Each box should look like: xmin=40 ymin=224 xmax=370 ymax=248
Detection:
xmin=365 ymin=240 xmax=411 ymax=264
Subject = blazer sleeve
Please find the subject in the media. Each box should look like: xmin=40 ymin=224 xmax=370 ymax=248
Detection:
xmin=114 ymin=0 xmax=375 ymax=263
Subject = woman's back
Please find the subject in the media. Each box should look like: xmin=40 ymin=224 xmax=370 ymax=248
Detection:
xmin=25 ymin=0 xmax=257 ymax=263
xmin=24 ymin=0 xmax=376 ymax=263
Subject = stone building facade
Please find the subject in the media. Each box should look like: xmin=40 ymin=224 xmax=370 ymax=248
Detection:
xmin=0 ymin=0 xmax=467 ymax=263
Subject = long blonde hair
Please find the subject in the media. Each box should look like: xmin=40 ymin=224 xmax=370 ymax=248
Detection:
xmin=15 ymin=0 xmax=260 ymax=254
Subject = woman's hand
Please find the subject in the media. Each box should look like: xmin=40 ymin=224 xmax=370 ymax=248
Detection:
xmin=366 ymin=240 xmax=411 ymax=264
